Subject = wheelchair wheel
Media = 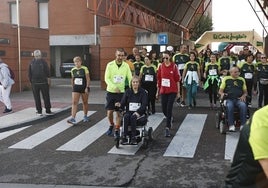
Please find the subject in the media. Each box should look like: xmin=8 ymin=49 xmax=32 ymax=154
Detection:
xmin=142 ymin=138 xmax=149 ymax=149
xmin=215 ymin=112 xmax=221 ymax=129
xmin=148 ymin=127 xmax=153 ymax=141
xmin=115 ymin=137 xmax=120 ymax=148
xmin=219 ymin=121 xmax=226 ymax=134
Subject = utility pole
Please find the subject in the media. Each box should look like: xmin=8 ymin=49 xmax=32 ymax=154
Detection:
xmin=16 ymin=0 xmax=22 ymax=92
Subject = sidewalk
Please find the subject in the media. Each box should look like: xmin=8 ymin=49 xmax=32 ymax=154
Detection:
xmin=0 ymin=78 xmax=106 ymax=131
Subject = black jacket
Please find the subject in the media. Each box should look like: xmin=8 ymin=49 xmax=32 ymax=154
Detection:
xmin=120 ymin=87 xmax=148 ymax=115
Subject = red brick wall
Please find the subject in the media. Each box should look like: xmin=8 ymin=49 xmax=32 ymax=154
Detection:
xmin=0 ymin=23 xmax=49 ymax=92
xmin=100 ymin=25 xmax=135 ymax=89
xmin=49 ymin=0 xmax=94 ymax=35
xmin=0 ymin=0 xmax=38 ymax=27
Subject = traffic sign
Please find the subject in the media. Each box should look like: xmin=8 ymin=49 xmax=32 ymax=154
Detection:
xmin=158 ymin=33 xmax=168 ymax=45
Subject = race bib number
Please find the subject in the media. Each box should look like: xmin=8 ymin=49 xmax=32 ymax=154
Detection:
xmin=162 ymin=78 xmax=170 ymax=87
xmin=244 ymin=73 xmax=253 ymax=79
xmin=145 ymin=75 xmax=154 ymax=82
xmin=129 ymin=102 xmax=140 ymax=111
xmin=74 ymin=78 xmax=83 ymax=85
xmin=113 ymin=75 xmax=123 ymax=83
xmin=178 ymin=64 xmax=185 ymax=70
xmin=209 ymin=69 xmax=217 ymax=76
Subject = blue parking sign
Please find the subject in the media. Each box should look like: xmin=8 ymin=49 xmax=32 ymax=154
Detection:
xmin=158 ymin=33 xmax=168 ymax=45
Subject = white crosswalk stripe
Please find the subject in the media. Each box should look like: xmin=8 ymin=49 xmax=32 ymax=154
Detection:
xmin=0 ymin=126 xmax=31 ymax=141
xmin=57 ymin=116 xmax=110 ymax=152
xmin=108 ymin=113 xmax=165 ymax=155
xmin=8 ymin=111 xmax=96 ymax=149
xmin=225 ymin=132 xmax=240 ymax=160
xmin=0 ymin=108 xmax=240 ymax=160
xmin=164 ymin=114 xmax=207 ymax=158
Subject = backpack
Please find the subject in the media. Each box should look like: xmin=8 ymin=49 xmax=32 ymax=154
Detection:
xmin=8 ymin=67 xmax=15 ymax=80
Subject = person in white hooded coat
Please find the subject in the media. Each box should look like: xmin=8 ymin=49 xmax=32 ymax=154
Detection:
xmin=0 ymin=58 xmax=15 ymax=113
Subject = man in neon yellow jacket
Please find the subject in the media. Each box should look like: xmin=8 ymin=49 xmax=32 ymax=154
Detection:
xmin=104 ymin=48 xmax=132 ymax=136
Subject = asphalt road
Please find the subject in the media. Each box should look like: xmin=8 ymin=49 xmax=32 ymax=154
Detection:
xmin=0 ymin=104 xmax=240 ymax=188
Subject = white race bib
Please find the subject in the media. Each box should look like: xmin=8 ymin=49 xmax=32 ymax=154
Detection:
xmin=129 ymin=102 xmax=140 ymax=111
xmin=162 ymin=78 xmax=170 ymax=87
xmin=209 ymin=69 xmax=217 ymax=76
xmin=244 ymin=73 xmax=253 ymax=79
xmin=145 ymin=75 xmax=154 ymax=82
xmin=178 ymin=64 xmax=185 ymax=70
xmin=74 ymin=78 xmax=83 ymax=85
xmin=113 ymin=75 xmax=123 ymax=83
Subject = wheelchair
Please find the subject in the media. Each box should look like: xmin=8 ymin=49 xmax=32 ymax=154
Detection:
xmin=114 ymin=110 xmax=153 ymax=149
xmin=215 ymin=95 xmax=250 ymax=134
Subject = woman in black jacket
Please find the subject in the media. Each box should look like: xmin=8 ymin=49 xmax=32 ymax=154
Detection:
xmin=115 ymin=75 xmax=148 ymax=145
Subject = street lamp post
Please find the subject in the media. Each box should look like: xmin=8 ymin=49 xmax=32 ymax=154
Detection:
xmin=16 ymin=0 xmax=22 ymax=92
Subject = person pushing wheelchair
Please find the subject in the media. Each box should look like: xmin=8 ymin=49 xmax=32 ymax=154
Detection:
xmin=218 ymin=67 xmax=248 ymax=132
xmin=115 ymin=75 xmax=148 ymax=145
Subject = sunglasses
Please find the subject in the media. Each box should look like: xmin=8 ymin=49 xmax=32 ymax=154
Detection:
xmin=162 ymin=57 xmax=169 ymax=60
xmin=261 ymin=57 xmax=266 ymax=59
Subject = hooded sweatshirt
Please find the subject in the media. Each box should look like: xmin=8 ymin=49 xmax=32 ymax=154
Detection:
xmin=0 ymin=62 xmax=15 ymax=88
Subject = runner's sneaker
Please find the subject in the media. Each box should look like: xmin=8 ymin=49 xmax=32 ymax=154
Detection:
xmin=180 ymin=101 xmax=186 ymax=107
xmin=176 ymin=98 xmax=181 ymax=106
xmin=130 ymin=137 xmax=137 ymax=145
xmin=3 ymin=108 xmax=12 ymax=113
xmin=165 ymin=128 xmax=171 ymax=137
xmin=193 ymin=99 xmax=196 ymax=107
xmin=45 ymin=111 xmax=54 ymax=116
xmin=67 ymin=118 xmax=77 ymax=125
xmin=83 ymin=116 xmax=89 ymax=122
xmin=229 ymin=125 xmax=235 ymax=132
xmin=114 ymin=130 xmax=120 ymax=139
xmin=121 ymin=137 xmax=128 ymax=145
xmin=106 ymin=126 xmax=113 ymax=136
xmin=36 ymin=112 xmax=43 ymax=116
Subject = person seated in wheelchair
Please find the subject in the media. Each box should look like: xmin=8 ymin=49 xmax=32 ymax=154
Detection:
xmin=115 ymin=75 xmax=148 ymax=145
xmin=218 ymin=67 xmax=248 ymax=132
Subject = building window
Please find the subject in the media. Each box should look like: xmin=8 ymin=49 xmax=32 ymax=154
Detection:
xmin=38 ymin=2 xmax=48 ymax=28
xmin=10 ymin=2 xmax=17 ymax=24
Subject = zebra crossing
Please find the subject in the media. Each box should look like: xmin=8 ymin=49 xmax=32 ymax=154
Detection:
xmin=0 ymin=108 xmax=240 ymax=160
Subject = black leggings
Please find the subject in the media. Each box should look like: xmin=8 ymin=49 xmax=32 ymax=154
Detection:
xmin=207 ymin=81 xmax=218 ymax=104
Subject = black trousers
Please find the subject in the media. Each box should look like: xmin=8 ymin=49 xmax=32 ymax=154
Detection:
xmin=123 ymin=112 xmax=138 ymax=138
xmin=161 ymin=93 xmax=176 ymax=129
xmin=31 ymin=83 xmax=51 ymax=113
xmin=142 ymin=83 xmax=157 ymax=113
xmin=258 ymin=82 xmax=268 ymax=108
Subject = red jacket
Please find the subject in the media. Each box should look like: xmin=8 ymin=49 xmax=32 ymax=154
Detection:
xmin=157 ymin=62 xmax=180 ymax=94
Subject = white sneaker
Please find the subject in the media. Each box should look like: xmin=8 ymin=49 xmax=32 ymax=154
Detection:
xmin=229 ymin=125 xmax=235 ymax=132
xmin=240 ymin=125 xmax=244 ymax=131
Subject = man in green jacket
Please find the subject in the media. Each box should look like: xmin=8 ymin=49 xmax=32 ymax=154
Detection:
xmin=104 ymin=48 xmax=132 ymax=136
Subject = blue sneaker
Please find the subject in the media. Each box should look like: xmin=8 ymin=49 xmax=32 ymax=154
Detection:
xmin=83 ymin=116 xmax=89 ymax=122
xmin=106 ymin=126 xmax=113 ymax=136
xmin=67 ymin=118 xmax=77 ymax=125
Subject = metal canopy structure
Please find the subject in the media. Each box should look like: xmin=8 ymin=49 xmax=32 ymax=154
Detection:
xmin=248 ymin=0 xmax=268 ymax=35
xmin=89 ymin=0 xmax=209 ymax=39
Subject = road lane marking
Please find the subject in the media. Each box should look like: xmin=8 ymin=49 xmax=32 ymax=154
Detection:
xmin=8 ymin=111 xmax=96 ymax=149
xmin=57 ymin=116 xmax=109 ymax=151
xmin=108 ymin=113 xmax=164 ymax=155
xmin=0 ymin=126 xmax=31 ymax=141
xmin=225 ymin=132 xmax=240 ymax=160
xmin=164 ymin=114 xmax=207 ymax=158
